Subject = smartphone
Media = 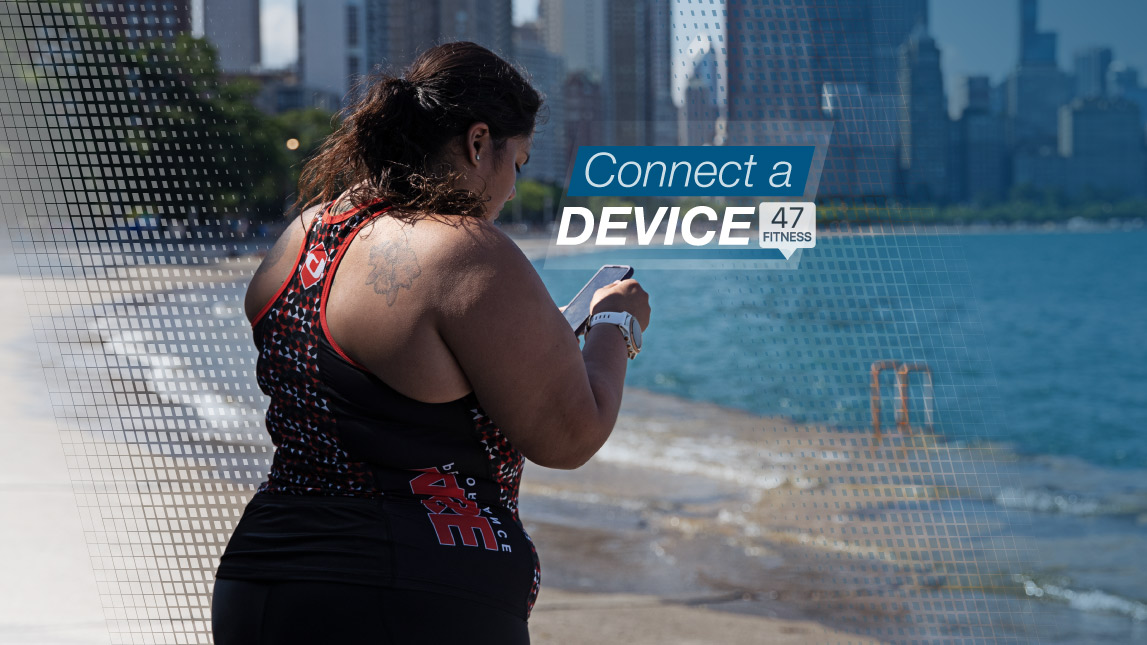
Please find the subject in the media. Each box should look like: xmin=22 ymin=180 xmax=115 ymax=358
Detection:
xmin=562 ymin=265 xmax=634 ymax=336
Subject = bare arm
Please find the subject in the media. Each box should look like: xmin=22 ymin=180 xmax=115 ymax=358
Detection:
xmin=243 ymin=205 xmax=324 ymax=324
xmin=435 ymin=220 xmax=647 ymax=469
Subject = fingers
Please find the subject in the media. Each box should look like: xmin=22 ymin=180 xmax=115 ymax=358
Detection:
xmin=589 ymin=279 xmax=651 ymax=331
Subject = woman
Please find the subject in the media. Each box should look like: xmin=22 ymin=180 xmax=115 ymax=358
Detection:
xmin=211 ymin=42 xmax=650 ymax=644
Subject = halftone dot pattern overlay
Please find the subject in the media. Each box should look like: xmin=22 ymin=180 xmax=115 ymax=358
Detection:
xmin=1 ymin=3 xmax=271 ymax=642
xmin=0 ymin=0 xmax=1078 ymax=643
xmin=544 ymin=0 xmax=1045 ymax=641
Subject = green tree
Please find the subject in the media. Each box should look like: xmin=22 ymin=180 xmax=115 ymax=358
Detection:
xmin=273 ymin=107 xmax=339 ymax=212
xmin=35 ymin=4 xmax=327 ymax=231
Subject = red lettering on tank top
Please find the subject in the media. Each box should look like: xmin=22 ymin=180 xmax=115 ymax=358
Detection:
xmin=409 ymin=467 xmax=498 ymax=551
xmin=428 ymin=514 xmax=498 ymax=550
xmin=409 ymin=468 xmax=466 ymax=498
xmin=299 ymin=243 xmax=329 ymax=289
xmin=422 ymin=495 xmax=481 ymax=516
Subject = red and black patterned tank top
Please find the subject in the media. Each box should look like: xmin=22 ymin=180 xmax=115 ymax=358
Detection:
xmin=215 ymin=199 xmax=541 ymax=620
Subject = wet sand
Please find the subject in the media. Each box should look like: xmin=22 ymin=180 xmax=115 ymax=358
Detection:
xmin=518 ymin=386 xmax=1017 ymax=642
xmin=0 ymin=225 xmax=1020 ymax=643
xmin=530 ymin=588 xmax=877 ymax=644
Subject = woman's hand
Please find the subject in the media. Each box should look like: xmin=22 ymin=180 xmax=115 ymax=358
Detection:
xmin=589 ymin=279 xmax=651 ymax=331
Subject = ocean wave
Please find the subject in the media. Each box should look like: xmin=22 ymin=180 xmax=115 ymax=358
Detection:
xmin=595 ymin=431 xmax=824 ymax=491
xmin=993 ymin=486 xmax=1147 ymax=517
xmin=90 ymin=320 xmax=258 ymax=429
xmin=1013 ymin=574 xmax=1147 ymax=622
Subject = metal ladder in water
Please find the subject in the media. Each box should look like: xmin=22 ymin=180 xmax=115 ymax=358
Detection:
xmin=870 ymin=361 xmax=934 ymax=443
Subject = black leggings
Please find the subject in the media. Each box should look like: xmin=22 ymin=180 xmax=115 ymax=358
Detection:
xmin=211 ymin=578 xmax=530 ymax=644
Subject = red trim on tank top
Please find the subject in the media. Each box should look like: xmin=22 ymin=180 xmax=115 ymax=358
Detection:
xmin=328 ymin=197 xmax=385 ymax=224
xmin=249 ymin=199 xmax=383 ymax=329
xmin=319 ymin=205 xmax=394 ymax=372
xmin=251 ymin=200 xmax=336 ymax=327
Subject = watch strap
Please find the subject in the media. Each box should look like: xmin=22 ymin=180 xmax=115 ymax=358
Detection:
xmin=587 ymin=311 xmax=638 ymax=359
xmin=588 ymin=311 xmax=631 ymax=328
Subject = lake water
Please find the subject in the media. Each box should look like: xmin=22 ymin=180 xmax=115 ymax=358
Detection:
xmin=86 ymin=227 xmax=1146 ymax=641
xmin=539 ymin=228 xmax=1147 ymax=470
xmin=537 ymin=227 xmax=1147 ymax=641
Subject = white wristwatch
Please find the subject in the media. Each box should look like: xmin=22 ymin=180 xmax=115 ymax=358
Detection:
xmin=586 ymin=311 xmax=642 ymax=359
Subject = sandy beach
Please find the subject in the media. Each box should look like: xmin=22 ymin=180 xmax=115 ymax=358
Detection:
xmin=4 ymin=214 xmax=1122 ymax=642
xmin=6 ymin=199 xmax=1128 ymax=643
xmin=0 ymin=220 xmax=894 ymax=643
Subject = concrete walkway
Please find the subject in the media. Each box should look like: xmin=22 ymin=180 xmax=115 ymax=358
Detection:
xmin=0 ymin=220 xmax=874 ymax=644
xmin=0 ymin=222 xmax=110 ymax=643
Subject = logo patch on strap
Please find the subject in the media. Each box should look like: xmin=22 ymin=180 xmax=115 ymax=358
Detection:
xmin=299 ymin=243 xmax=329 ymax=289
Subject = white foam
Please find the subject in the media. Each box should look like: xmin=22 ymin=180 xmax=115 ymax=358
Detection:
xmin=1015 ymin=574 xmax=1147 ymax=622
xmin=90 ymin=320 xmax=256 ymax=431
xmin=994 ymin=486 xmax=1145 ymax=517
xmin=595 ymin=432 xmax=807 ymax=491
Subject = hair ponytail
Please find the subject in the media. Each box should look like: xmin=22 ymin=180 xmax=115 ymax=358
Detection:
xmin=294 ymin=41 xmax=542 ymax=220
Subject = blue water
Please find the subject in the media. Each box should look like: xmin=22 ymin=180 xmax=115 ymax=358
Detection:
xmin=961 ymin=231 xmax=1147 ymax=470
xmin=537 ymin=228 xmax=1147 ymax=471
xmin=100 ymin=227 xmax=1147 ymax=639
xmin=536 ymin=228 xmax=1147 ymax=637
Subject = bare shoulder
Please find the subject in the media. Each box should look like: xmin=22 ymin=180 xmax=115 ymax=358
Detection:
xmin=417 ymin=216 xmax=535 ymax=300
xmin=421 ymin=215 xmax=523 ymax=263
xmin=243 ymin=203 xmax=327 ymax=323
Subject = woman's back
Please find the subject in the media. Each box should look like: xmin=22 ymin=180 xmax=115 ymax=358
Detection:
xmin=214 ymin=41 xmax=649 ymax=643
xmin=221 ymin=198 xmax=541 ymax=619
xmin=245 ymin=197 xmax=483 ymax=404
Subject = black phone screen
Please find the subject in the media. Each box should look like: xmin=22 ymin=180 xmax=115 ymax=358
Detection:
xmin=562 ymin=265 xmax=635 ymax=335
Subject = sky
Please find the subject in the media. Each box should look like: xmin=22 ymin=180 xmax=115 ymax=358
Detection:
xmin=931 ymin=0 xmax=1147 ymax=94
xmin=254 ymin=0 xmax=1147 ymax=100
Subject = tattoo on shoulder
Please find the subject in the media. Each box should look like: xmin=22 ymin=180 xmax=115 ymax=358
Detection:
xmin=365 ymin=230 xmax=422 ymax=306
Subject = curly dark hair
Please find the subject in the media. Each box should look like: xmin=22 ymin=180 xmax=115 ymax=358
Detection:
xmin=293 ymin=41 xmax=543 ymax=221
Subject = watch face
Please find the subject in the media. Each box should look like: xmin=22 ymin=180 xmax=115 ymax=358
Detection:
xmin=630 ymin=317 xmax=642 ymax=350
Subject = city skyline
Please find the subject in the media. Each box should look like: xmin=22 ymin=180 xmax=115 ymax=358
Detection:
xmin=250 ymin=0 xmax=1147 ymax=112
xmin=178 ymin=0 xmax=1147 ymax=202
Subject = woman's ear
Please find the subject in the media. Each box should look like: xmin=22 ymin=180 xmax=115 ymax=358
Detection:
xmin=466 ymin=122 xmax=490 ymax=167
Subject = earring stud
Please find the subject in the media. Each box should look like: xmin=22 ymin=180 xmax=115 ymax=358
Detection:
xmin=476 ymin=155 xmax=481 ymax=161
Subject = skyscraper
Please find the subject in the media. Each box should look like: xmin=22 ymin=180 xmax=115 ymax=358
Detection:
xmin=725 ymin=0 xmax=924 ymax=121
xmin=1019 ymin=0 xmax=1056 ymax=65
xmin=955 ymin=107 xmax=1008 ymax=203
xmin=1007 ymin=0 xmax=1071 ymax=150
xmin=298 ymin=0 xmax=364 ymax=101
xmin=438 ymin=0 xmax=512 ymax=58
xmin=538 ymin=0 xmax=607 ymax=83
xmin=724 ymin=0 xmax=817 ymax=122
xmin=724 ymin=0 xmax=923 ymax=199
xmin=82 ymin=1 xmax=192 ymax=46
xmin=644 ymin=0 xmax=677 ymax=146
xmin=951 ymin=75 xmax=991 ymax=119
xmin=563 ymin=71 xmax=603 ymax=164
xmin=948 ymin=73 xmax=1008 ymax=202
xmin=869 ymin=0 xmax=928 ymax=94
xmin=1015 ymin=96 xmax=1147 ymax=199
xmin=680 ymin=46 xmax=720 ymax=146
xmin=603 ymin=0 xmax=676 ymax=146
xmin=1108 ymin=62 xmax=1141 ymax=97
xmin=203 ymin=0 xmax=260 ymax=73
xmin=375 ymin=1 xmax=439 ymax=73
xmin=1058 ymin=97 xmax=1146 ymax=198
xmin=899 ymin=27 xmax=949 ymax=202
xmin=1074 ymin=47 xmax=1114 ymax=99
xmin=512 ymin=22 xmax=565 ymax=184
xmin=298 ymin=0 xmax=512 ymax=106
xmin=1106 ymin=62 xmax=1147 ymax=132
xmin=820 ymin=83 xmax=900 ymax=198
